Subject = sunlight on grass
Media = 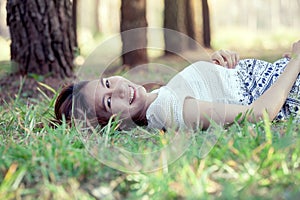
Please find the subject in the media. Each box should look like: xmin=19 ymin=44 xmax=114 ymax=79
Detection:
xmin=0 ymin=77 xmax=300 ymax=199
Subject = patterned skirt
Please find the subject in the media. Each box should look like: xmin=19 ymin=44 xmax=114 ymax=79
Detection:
xmin=236 ymin=57 xmax=300 ymax=121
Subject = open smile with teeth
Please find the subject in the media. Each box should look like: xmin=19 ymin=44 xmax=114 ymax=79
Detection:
xmin=129 ymin=86 xmax=135 ymax=105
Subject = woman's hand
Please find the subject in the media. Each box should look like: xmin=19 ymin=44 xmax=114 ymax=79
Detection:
xmin=211 ymin=50 xmax=240 ymax=69
xmin=291 ymin=40 xmax=300 ymax=59
xmin=290 ymin=40 xmax=300 ymax=73
xmin=282 ymin=40 xmax=300 ymax=72
xmin=282 ymin=40 xmax=300 ymax=60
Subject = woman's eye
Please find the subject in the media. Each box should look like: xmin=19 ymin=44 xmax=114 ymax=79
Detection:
xmin=105 ymin=79 xmax=110 ymax=88
xmin=107 ymin=97 xmax=111 ymax=108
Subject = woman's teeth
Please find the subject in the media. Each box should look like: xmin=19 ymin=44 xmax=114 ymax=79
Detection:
xmin=129 ymin=86 xmax=134 ymax=104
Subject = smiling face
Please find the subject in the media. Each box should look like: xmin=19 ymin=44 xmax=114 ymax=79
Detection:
xmin=80 ymin=76 xmax=156 ymax=125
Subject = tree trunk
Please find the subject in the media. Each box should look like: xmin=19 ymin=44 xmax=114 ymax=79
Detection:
xmin=201 ymin=0 xmax=211 ymax=48
xmin=6 ymin=0 xmax=76 ymax=78
xmin=72 ymin=0 xmax=78 ymax=48
xmin=163 ymin=0 xmax=183 ymax=55
xmin=120 ymin=0 xmax=148 ymax=68
xmin=185 ymin=0 xmax=197 ymax=49
xmin=96 ymin=0 xmax=101 ymax=32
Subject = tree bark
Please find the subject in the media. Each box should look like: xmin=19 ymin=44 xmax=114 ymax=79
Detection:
xmin=201 ymin=0 xmax=211 ymax=48
xmin=96 ymin=0 xmax=101 ymax=32
xmin=163 ymin=0 xmax=183 ymax=55
xmin=185 ymin=0 xmax=197 ymax=49
xmin=120 ymin=0 xmax=148 ymax=68
xmin=6 ymin=0 xmax=76 ymax=78
xmin=72 ymin=0 xmax=78 ymax=48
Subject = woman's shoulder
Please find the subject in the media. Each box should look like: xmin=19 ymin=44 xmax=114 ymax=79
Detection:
xmin=146 ymin=87 xmax=172 ymax=129
xmin=146 ymin=86 xmax=186 ymax=129
xmin=148 ymin=87 xmax=177 ymax=108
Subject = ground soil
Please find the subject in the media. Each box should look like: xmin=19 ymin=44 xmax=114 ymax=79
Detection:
xmin=0 ymin=73 xmax=73 ymax=103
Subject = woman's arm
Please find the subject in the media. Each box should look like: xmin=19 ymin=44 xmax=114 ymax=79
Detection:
xmin=184 ymin=41 xmax=300 ymax=129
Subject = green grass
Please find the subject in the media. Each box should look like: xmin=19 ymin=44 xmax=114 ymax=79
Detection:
xmin=1 ymin=78 xmax=300 ymax=200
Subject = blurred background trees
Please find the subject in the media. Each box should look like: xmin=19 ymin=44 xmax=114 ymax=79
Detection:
xmin=163 ymin=0 xmax=200 ymax=54
xmin=121 ymin=0 xmax=148 ymax=67
xmin=1 ymin=0 xmax=300 ymax=78
xmin=201 ymin=0 xmax=211 ymax=48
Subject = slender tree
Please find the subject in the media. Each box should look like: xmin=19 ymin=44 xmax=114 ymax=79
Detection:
xmin=120 ymin=0 xmax=148 ymax=68
xmin=164 ymin=0 xmax=200 ymax=54
xmin=185 ymin=0 xmax=197 ymax=49
xmin=6 ymin=0 xmax=76 ymax=78
xmin=95 ymin=0 xmax=101 ymax=32
xmin=72 ymin=0 xmax=78 ymax=48
xmin=163 ymin=0 xmax=183 ymax=55
xmin=201 ymin=0 xmax=211 ymax=48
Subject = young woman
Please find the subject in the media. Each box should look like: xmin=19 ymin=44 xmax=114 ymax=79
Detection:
xmin=55 ymin=40 xmax=300 ymax=130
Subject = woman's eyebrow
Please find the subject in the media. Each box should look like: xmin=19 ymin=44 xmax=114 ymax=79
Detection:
xmin=100 ymin=78 xmax=104 ymax=87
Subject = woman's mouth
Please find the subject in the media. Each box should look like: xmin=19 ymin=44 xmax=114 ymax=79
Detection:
xmin=129 ymin=86 xmax=136 ymax=105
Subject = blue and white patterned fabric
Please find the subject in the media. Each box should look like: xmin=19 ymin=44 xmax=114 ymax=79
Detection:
xmin=236 ymin=57 xmax=300 ymax=121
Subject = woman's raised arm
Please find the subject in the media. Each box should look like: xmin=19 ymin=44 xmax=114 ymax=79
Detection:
xmin=184 ymin=41 xmax=300 ymax=129
xmin=250 ymin=41 xmax=300 ymax=119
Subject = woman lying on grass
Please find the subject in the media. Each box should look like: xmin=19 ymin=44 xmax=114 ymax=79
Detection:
xmin=55 ymin=40 xmax=300 ymax=130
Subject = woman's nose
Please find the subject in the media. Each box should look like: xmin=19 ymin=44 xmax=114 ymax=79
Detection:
xmin=111 ymin=84 xmax=126 ymax=99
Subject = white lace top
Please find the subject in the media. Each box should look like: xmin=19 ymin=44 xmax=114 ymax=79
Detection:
xmin=146 ymin=61 xmax=244 ymax=130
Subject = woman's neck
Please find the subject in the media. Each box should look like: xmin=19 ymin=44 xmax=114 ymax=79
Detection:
xmin=143 ymin=92 xmax=158 ymax=116
xmin=134 ymin=91 xmax=158 ymax=126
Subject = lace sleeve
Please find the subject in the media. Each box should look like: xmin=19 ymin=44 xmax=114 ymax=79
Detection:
xmin=146 ymin=82 xmax=191 ymax=130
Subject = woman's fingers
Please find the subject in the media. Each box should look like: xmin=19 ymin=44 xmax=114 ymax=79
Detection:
xmin=281 ymin=40 xmax=300 ymax=59
xmin=234 ymin=53 xmax=240 ymax=67
xmin=211 ymin=50 xmax=240 ymax=68
xmin=282 ymin=52 xmax=291 ymax=59
xmin=292 ymin=40 xmax=300 ymax=56
xmin=212 ymin=52 xmax=226 ymax=66
xmin=220 ymin=50 xmax=233 ymax=68
xmin=224 ymin=50 xmax=239 ymax=68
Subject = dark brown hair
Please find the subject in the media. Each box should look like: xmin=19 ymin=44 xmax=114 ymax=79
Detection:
xmin=55 ymin=81 xmax=108 ymax=127
xmin=55 ymin=81 xmax=89 ymax=124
